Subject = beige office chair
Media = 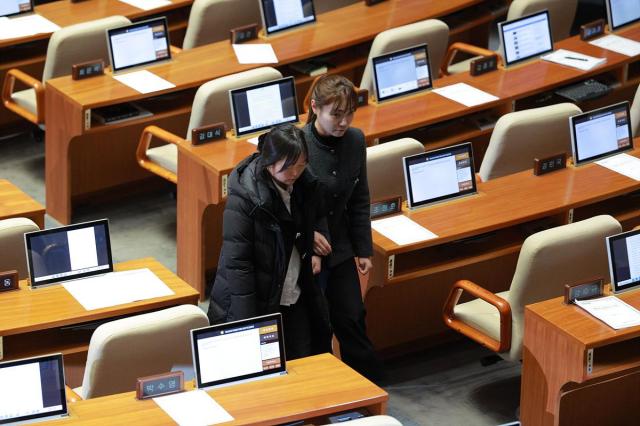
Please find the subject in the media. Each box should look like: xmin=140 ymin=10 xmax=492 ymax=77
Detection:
xmin=76 ymin=304 xmax=208 ymax=399
xmin=367 ymin=138 xmax=424 ymax=202
xmin=181 ymin=0 xmax=261 ymax=49
xmin=630 ymin=84 xmax=640 ymax=137
xmin=0 ymin=217 xmax=40 ymax=277
xmin=321 ymin=416 xmax=402 ymax=426
xmin=315 ymin=0 xmax=359 ymax=14
xmin=443 ymin=215 xmax=621 ymax=362
xmin=2 ymin=16 xmax=130 ymax=126
xmin=136 ymin=67 xmax=282 ymax=183
xmin=478 ymin=103 xmax=581 ymax=182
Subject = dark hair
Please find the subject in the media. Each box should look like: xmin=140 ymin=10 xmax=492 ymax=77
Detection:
xmin=306 ymin=74 xmax=358 ymax=124
xmin=258 ymin=124 xmax=308 ymax=172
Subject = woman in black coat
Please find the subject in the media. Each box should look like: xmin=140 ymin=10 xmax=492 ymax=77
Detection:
xmin=207 ymin=124 xmax=331 ymax=359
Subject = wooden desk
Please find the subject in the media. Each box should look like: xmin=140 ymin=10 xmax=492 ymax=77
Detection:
xmin=43 ymin=354 xmax=387 ymax=425
xmin=521 ymin=290 xmax=640 ymax=426
xmin=0 ymin=179 xmax=45 ymax=228
xmin=0 ymin=257 xmax=199 ymax=387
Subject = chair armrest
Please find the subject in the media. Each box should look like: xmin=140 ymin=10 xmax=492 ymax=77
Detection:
xmin=65 ymin=385 xmax=82 ymax=402
xmin=441 ymin=42 xmax=503 ymax=76
xmin=442 ymin=279 xmax=512 ymax=353
xmin=136 ymin=125 xmax=186 ymax=184
xmin=1 ymin=68 xmax=45 ymax=125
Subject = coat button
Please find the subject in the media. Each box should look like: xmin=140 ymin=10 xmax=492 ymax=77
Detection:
xmin=333 ymin=193 xmax=338 ymax=198
xmin=329 ymin=211 xmax=334 ymax=216
xmin=330 ymin=149 xmax=335 ymax=154
xmin=332 ymin=170 xmax=337 ymax=176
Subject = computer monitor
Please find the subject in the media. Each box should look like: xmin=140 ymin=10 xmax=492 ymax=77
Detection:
xmin=498 ymin=10 xmax=553 ymax=67
xmin=570 ymin=101 xmax=633 ymax=166
xmin=259 ymin=0 xmax=316 ymax=35
xmin=24 ymin=219 xmax=113 ymax=288
xmin=372 ymin=44 xmax=432 ymax=102
xmin=607 ymin=228 xmax=640 ymax=294
xmin=191 ymin=313 xmax=287 ymax=389
xmin=0 ymin=354 xmax=67 ymax=425
xmin=0 ymin=0 xmax=33 ymax=18
xmin=403 ymin=142 xmax=477 ymax=209
xmin=606 ymin=0 xmax=640 ymax=32
xmin=106 ymin=17 xmax=171 ymax=74
xmin=229 ymin=76 xmax=299 ymax=137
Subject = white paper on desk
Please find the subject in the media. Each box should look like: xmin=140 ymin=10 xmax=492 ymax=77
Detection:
xmin=232 ymin=43 xmax=278 ymax=64
xmin=432 ymin=83 xmax=499 ymax=107
xmin=541 ymin=49 xmax=606 ymax=71
xmin=575 ymin=296 xmax=640 ymax=330
xmin=596 ymin=153 xmax=640 ymax=181
xmin=0 ymin=14 xmax=60 ymax=40
xmin=371 ymin=215 xmax=438 ymax=246
xmin=154 ymin=390 xmax=233 ymax=426
xmin=589 ymin=34 xmax=640 ymax=57
xmin=118 ymin=0 xmax=172 ymax=10
xmin=247 ymin=136 xmax=260 ymax=145
xmin=113 ymin=70 xmax=175 ymax=94
xmin=63 ymin=268 xmax=174 ymax=311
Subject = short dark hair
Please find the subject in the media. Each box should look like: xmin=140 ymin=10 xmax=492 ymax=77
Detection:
xmin=258 ymin=124 xmax=308 ymax=172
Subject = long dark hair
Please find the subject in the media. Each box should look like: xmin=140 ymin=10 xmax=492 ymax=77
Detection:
xmin=258 ymin=124 xmax=308 ymax=172
xmin=306 ymin=74 xmax=358 ymax=124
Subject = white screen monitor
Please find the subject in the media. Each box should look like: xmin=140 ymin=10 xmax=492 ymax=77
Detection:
xmin=498 ymin=10 xmax=553 ymax=67
xmin=403 ymin=142 xmax=477 ymax=209
xmin=570 ymin=101 xmax=633 ymax=166
xmin=260 ymin=0 xmax=316 ymax=35
xmin=606 ymin=0 xmax=640 ymax=32
xmin=107 ymin=17 xmax=171 ymax=74
xmin=0 ymin=0 xmax=33 ymax=18
xmin=0 ymin=354 xmax=67 ymax=425
xmin=229 ymin=76 xmax=299 ymax=137
xmin=607 ymin=228 xmax=640 ymax=294
xmin=24 ymin=219 xmax=113 ymax=288
xmin=372 ymin=44 xmax=432 ymax=102
xmin=191 ymin=313 xmax=287 ymax=389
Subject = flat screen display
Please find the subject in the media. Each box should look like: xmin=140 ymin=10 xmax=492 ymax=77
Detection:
xmin=107 ymin=17 xmax=171 ymax=73
xmin=570 ymin=101 xmax=633 ymax=165
xmin=0 ymin=0 xmax=32 ymax=18
xmin=607 ymin=228 xmax=640 ymax=294
xmin=499 ymin=10 xmax=553 ymax=67
xmin=260 ymin=0 xmax=316 ymax=35
xmin=606 ymin=0 xmax=640 ymax=31
xmin=372 ymin=44 xmax=432 ymax=102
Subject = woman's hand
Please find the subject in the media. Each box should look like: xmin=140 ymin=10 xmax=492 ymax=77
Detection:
xmin=312 ymin=255 xmax=322 ymax=275
xmin=356 ymin=257 xmax=373 ymax=274
xmin=313 ymin=231 xmax=332 ymax=256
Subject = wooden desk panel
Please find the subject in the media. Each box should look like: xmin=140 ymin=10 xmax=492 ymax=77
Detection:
xmin=0 ymin=179 xmax=45 ymax=228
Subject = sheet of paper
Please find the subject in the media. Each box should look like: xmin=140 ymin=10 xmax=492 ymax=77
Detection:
xmin=371 ymin=215 xmax=438 ymax=246
xmin=575 ymin=296 xmax=640 ymax=330
xmin=596 ymin=153 xmax=640 ymax=181
xmin=589 ymin=34 xmax=640 ymax=57
xmin=232 ymin=43 xmax=278 ymax=64
xmin=154 ymin=390 xmax=233 ymax=426
xmin=113 ymin=70 xmax=175 ymax=94
xmin=247 ymin=136 xmax=259 ymax=145
xmin=0 ymin=14 xmax=60 ymax=40
xmin=118 ymin=0 xmax=172 ymax=10
xmin=541 ymin=49 xmax=606 ymax=71
xmin=432 ymin=83 xmax=499 ymax=107
xmin=63 ymin=268 xmax=174 ymax=311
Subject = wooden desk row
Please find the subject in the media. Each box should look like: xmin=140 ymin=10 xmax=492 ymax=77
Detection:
xmin=0 ymin=178 xmax=45 ymax=228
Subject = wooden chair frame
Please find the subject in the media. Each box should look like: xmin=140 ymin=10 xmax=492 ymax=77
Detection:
xmin=2 ymin=69 xmax=45 ymax=125
xmin=441 ymin=42 xmax=503 ymax=76
xmin=136 ymin=125 xmax=187 ymax=184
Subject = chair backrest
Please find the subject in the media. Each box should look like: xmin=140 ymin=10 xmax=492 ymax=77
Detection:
xmin=479 ymin=103 xmax=581 ymax=182
xmin=42 ymin=16 xmax=131 ymax=82
xmin=315 ymin=0 xmax=359 ymax=14
xmin=360 ymin=19 xmax=449 ymax=91
xmin=80 ymin=304 xmax=209 ymax=399
xmin=182 ymin=0 xmax=262 ymax=49
xmin=507 ymin=0 xmax=578 ymax=41
xmin=631 ymin=84 xmax=640 ymax=138
xmin=367 ymin=138 xmax=424 ymax=202
xmin=185 ymin=67 xmax=283 ymax=139
xmin=0 ymin=217 xmax=39 ymax=277
xmin=505 ymin=215 xmax=621 ymax=361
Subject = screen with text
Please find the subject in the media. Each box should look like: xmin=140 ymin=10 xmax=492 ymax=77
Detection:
xmin=608 ymin=0 xmax=640 ymax=30
xmin=609 ymin=230 xmax=640 ymax=292
xmin=0 ymin=0 xmax=32 ymax=18
xmin=261 ymin=0 xmax=315 ymax=34
xmin=500 ymin=11 xmax=552 ymax=65
xmin=109 ymin=19 xmax=170 ymax=72
xmin=373 ymin=45 xmax=431 ymax=101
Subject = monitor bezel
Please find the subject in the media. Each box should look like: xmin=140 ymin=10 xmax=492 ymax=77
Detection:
xmin=191 ymin=313 xmax=287 ymax=389
xmin=570 ymin=101 xmax=634 ymax=166
xmin=106 ymin=17 xmax=172 ymax=74
xmin=607 ymin=228 xmax=640 ymax=294
xmin=498 ymin=10 xmax=554 ymax=68
xmin=24 ymin=219 xmax=113 ymax=288
xmin=0 ymin=0 xmax=34 ymax=18
xmin=402 ymin=141 xmax=478 ymax=210
xmin=372 ymin=43 xmax=433 ymax=103
xmin=605 ymin=0 xmax=640 ymax=32
xmin=228 ymin=76 xmax=299 ymax=138
xmin=0 ymin=353 xmax=67 ymax=425
xmin=259 ymin=0 xmax=317 ymax=36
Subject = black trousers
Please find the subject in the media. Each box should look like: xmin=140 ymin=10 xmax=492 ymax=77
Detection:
xmin=281 ymin=292 xmax=312 ymax=361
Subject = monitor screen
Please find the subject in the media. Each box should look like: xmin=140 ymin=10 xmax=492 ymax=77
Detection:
xmin=0 ymin=354 xmax=67 ymax=425
xmin=372 ymin=44 xmax=432 ymax=102
xmin=570 ymin=101 xmax=633 ymax=165
xmin=25 ymin=219 xmax=113 ymax=288
xmin=260 ymin=0 xmax=316 ymax=35
xmin=229 ymin=76 xmax=299 ymax=137
xmin=107 ymin=17 xmax=171 ymax=73
xmin=499 ymin=10 xmax=553 ymax=67
xmin=607 ymin=228 xmax=640 ymax=294
xmin=0 ymin=0 xmax=32 ymax=18
xmin=606 ymin=0 xmax=640 ymax=32
xmin=191 ymin=313 xmax=287 ymax=389
xmin=403 ymin=142 xmax=477 ymax=209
